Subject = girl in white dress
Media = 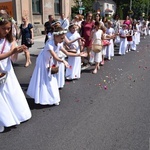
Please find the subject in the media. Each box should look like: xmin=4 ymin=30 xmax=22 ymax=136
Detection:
xmin=100 ymin=26 xmax=111 ymax=66
xmin=90 ymin=21 xmax=103 ymax=74
xmin=136 ymin=21 xmax=141 ymax=45
xmin=131 ymin=21 xmax=137 ymax=51
xmin=65 ymin=23 xmax=82 ymax=79
xmin=49 ymin=20 xmax=84 ymax=87
xmin=27 ymin=27 xmax=84 ymax=105
xmin=119 ymin=24 xmax=128 ymax=55
xmin=105 ymin=21 xmax=115 ymax=60
xmin=0 ymin=13 xmax=32 ymax=133
xmin=126 ymin=24 xmax=133 ymax=52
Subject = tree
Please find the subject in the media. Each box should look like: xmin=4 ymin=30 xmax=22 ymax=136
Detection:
xmin=114 ymin=0 xmax=150 ymax=19
xmin=71 ymin=0 xmax=95 ymax=17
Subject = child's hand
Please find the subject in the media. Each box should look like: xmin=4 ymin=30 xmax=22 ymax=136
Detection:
xmin=80 ymin=51 xmax=88 ymax=57
xmin=12 ymin=45 xmax=27 ymax=54
xmin=63 ymin=60 xmax=70 ymax=68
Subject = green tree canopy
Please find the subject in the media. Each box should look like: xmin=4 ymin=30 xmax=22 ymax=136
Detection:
xmin=114 ymin=0 xmax=150 ymax=19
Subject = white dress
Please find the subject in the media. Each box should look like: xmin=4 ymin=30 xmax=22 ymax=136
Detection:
xmin=136 ymin=24 xmax=141 ymax=44
xmin=119 ymin=29 xmax=128 ymax=55
xmin=102 ymin=33 xmax=108 ymax=56
xmin=65 ymin=31 xmax=81 ymax=80
xmin=0 ymin=39 xmax=31 ymax=127
xmin=90 ymin=29 xmax=102 ymax=63
xmin=106 ymin=27 xmax=115 ymax=60
xmin=55 ymin=45 xmax=66 ymax=88
xmin=27 ymin=40 xmax=61 ymax=105
xmin=131 ymin=29 xmax=137 ymax=51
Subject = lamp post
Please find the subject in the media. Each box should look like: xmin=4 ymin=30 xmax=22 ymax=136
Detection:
xmin=147 ymin=0 xmax=149 ymax=17
xmin=130 ymin=0 xmax=132 ymax=11
xmin=129 ymin=0 xmax=133 ymax=17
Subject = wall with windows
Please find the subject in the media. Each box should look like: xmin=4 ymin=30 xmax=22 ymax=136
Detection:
xmin=13 ymin=0 xmax=72 ymax=36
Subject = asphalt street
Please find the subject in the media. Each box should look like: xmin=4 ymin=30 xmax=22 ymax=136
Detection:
xmin=1 ymin=35 xmax=150 ymax=150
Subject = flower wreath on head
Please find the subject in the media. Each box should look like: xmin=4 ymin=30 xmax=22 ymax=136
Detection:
xmin=0 ymin=17 xmax=13 ymax=22
xmin=53 ymin=30 xmax=67 ymax=35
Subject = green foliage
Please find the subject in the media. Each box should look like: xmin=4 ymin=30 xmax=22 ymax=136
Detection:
xmin=71 ymin=0 xmax=95 ymax=17
xmin=114 ymin=0 xmax=150 ymax=19
xmin=72 ymin=0 xmax=150 ymax=20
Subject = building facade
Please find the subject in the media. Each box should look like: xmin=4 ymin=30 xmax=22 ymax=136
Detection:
xmin=93 ymin=0 xmax=116 ymax=17
xmin=7 ymin=0 xmax=74 ymax=36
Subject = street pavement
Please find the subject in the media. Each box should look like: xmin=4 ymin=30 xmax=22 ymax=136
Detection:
xmin=1 ymin=35 xmax=150 ymax=150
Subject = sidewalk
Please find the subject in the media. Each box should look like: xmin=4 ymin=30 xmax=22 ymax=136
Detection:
xmin=17 ymin=35 xmax=45 ymax=62
xmin=34 ymin=35 xmax=45 ymax=41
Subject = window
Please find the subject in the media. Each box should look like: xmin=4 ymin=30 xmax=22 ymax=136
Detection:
xmin=32 ymin=0 xmax=41 ymax=14
xmin=54 ymin=0 xmax=61 ymax=15
xmin=107 ymin=4 xmax=109 ymax=8
xmin=112 ymin=5 xmax=114 ymax=10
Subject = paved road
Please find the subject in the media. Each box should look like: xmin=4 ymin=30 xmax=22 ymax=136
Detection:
xmin=1 ymin=35 xmax=150 ymax=150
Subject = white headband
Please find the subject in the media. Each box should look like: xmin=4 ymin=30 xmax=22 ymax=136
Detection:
xmin=51 ymin=20 xmax=60 ymax=26
xmin=53 ymin=30 xmax=67 ymax=35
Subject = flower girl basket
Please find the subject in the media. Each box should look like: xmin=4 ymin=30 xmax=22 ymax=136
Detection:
xmin=92 ymin=39 xmax=103 ymax=53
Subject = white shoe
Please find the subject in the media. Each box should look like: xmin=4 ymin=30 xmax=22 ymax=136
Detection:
xmin=81 ymin=64 xmax=90 ymax=70
xmin=0 ymin=126 xmax=4 ymax=133
xmin=55 ymin=102 xmax=59 ymax=106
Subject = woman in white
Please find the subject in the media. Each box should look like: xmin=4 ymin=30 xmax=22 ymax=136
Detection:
xmin=90 ymin=21 xmax=103 ymax=74
xmin=131 ymin=21 xmax=137 ymax=51
xmin=27 ymin=27 xmax=83 ymax=105
xmin=101 ymin=26 xmax=111 ymax=65
xmin=136 ymin=21 xmax=141 ymax=45
xmin=119 ymin=24 xmax=128 ymax=55
xmin=105 ymin=21 xmax=115 ymax=60
xmin=65 ymin=23 xmax=82 ymax=79
xmin=0 ymin=13 xmax=31 ymax=133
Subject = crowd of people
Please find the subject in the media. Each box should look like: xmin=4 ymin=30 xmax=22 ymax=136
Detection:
xmin=0 ymin=10 xmax=149 ymax=133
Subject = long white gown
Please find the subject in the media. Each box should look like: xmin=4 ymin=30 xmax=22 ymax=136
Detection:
xmin=65 ymin=31 xmax=81 ymax=80
xmin=90 ymin=29 xmax=102 ymax=63
xmin=27 ymin=40 xmax=61 ymax=105
xmin=0 ymin=39 xmax=31 ymax=127
xmin=119 ymin=29 xmax=128 ymax=55
xmin=106 ymin=27 xmax=115 ymax=60
xmin=56 ymin=49 xmax=66 ymax=88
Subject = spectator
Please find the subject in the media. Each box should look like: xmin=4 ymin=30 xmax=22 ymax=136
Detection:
xmin=94 ymin=13 xmax=104 ymax=27
xmin=59 ymin=13 xmax=69 ymax=30
xmin=44 ymin=15 xmax=55 ymax=43
xmin=19 ymin=15 xmax=34 ymax=67
xmin=102 ymin=16 xmax=109 ymax=28
xmin=80 ymin=11 xmax=95 ymax=68
xmin=123 ymin=16 xmax=132 ymax=28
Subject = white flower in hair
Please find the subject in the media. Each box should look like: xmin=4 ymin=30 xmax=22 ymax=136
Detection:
xmin=0 ymin=17 xmax=13 ymax=22
xmin=53 ymin=30 xmax=67 ymax=35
